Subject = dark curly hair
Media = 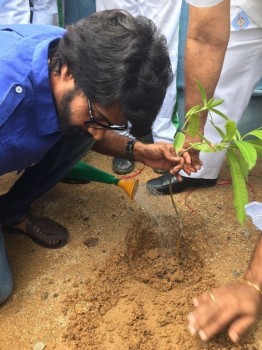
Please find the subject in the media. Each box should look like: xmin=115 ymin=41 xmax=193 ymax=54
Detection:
xmin=49 ymin=9 xmax=173 ymax=137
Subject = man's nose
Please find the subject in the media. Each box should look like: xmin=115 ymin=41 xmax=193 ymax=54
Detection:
xmin=87 ymin=127 xmax=107 ymax=141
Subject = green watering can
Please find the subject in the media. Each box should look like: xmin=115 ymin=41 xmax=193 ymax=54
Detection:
xmin=64 ymin=161 xmax=138 ymax=199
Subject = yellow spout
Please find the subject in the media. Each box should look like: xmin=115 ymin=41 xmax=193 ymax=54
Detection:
xmin=117 ymin=178 xmax=139 ymax=199
xmin=65 ymin=161 xmax=139 ymax=199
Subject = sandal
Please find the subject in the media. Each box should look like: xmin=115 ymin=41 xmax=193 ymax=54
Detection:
xmin=2 ymin=214 xmax=69 ymax=249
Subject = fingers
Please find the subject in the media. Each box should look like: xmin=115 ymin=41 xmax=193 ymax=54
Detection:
xmin=188 ymin=290 xmax=240 ymax=341
xmin=174 ymin=173 xmax=183 ymax=182
xmin=181 ymin=150 xmax=191 ymax=164
xmin=189 ymin=309 xmax=229 ymax=341
xmin=177 ymin=148 xmax=202 ymax=174
xmin=228 ymin=316 xmax=256 ymax=342
xmin=190 ymin=153 xmax=202 ymax=171
xmin=181 ymin=164 xmax=193 ymax=175
xmin=188 ymin=282 xmax=262 ymax=343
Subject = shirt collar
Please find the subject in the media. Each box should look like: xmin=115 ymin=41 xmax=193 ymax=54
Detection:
xmin=32 ymin=37 xmax=61 ymax=136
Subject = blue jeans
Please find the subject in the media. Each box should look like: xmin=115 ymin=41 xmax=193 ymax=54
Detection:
xmin=0 ymin=229 xmax=14 ymax=304
xmin=0 ymin=134 xmax=95 ymax=303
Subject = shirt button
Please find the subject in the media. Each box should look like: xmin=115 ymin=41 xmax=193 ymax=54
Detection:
xmin=15 ymin=86 xmax=23 ymax=94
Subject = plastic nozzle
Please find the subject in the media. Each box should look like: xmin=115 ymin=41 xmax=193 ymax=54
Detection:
xmin=117 ymin=179 xmax=139 ymax=199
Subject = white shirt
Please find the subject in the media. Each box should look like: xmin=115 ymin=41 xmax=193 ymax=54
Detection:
xmin=185 ymin=0 xmax=224 ymax=7
xmin=234 ymin=0 xmax=262 ymax=27
xmin=186 ymin=0 xmax=262 ymax=28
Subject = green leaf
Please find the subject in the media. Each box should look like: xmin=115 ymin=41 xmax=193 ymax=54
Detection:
xmin=185 ymin=114 xmax=200 ymax=136
xmin=185 ymin=105 xmax=201 ymax=118
xmin=247 ymin=139 xmax=262 ymax=158
xmin=208 ymin=99 xmax=224 ymax=108
xmin=206 ymin=97 xmax=214 ymax=107
xmin=237 ymin=150 xmax=249 ymax=181
xmin=173 ymin=132 xmax=185 ymax=153
xmin=208 ymin=120 xmax=226 ymax=139
xmin=244 ymin=129 xmax=262 ymax=141
xmin=225 ymin=120 xmax=237 ymax=140
xmin=195 ymin=80 xmax=207 ymax=104
xmin=227 ymin=150 xmax=249 ymax=224
xmin=235 ymin=129 xmax=241 ymax=140
xmin=233 ymin=140 xmax=257 ymax=170
xmin=209 ymin=107 xmax=229 ymax=121
xmin=190 ymin=142 xmax=223 ymax=152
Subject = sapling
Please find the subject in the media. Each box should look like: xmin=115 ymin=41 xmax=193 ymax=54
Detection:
xmin=173 ymin=80 xmax=262 ymax=224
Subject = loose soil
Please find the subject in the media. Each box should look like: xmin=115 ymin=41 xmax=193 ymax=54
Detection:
xmin=0 ymin=152 xmax=261 ymax=350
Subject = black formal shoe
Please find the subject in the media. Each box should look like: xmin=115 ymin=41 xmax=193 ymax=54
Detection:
xmin=112 ymin=157 xmax=135 ymax=175
xmin=146 ymin=173 xmax=217 ymax=195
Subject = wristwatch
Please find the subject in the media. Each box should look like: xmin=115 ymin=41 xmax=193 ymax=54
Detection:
xmin=125 ymin=139 xmax=138 ymax=161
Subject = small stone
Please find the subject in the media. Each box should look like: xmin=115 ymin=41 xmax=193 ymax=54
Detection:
xmin=83 ymin=237 xmax=99 ymax=248
xmin=170 ymin=271 xmax=184 ymax=282
xmin=232 ymin=270 xmax=241 ymax=278
xmin=243 ymin=229 xmax=251 ymax=238
xmin=33 ymin=342 xmax=46 ymax=350
xmin=41 ymin=292 xmax=48 ymax=300
xmin=75 ymin=303 xmax=91 ymax=315
xmin=146 ymin=249 xmax=160 ymax=260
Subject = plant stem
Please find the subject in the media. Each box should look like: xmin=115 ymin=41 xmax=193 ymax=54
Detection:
xmin=169 ymin=177 xmax=183 ymax=257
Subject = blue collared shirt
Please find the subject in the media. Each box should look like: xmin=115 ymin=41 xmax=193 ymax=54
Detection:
xmin=0 ymin=24 xmax=66 ymax=176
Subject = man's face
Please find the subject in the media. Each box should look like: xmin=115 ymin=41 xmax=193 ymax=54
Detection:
xmin=56 ymin=87 xmax=127 ymax=140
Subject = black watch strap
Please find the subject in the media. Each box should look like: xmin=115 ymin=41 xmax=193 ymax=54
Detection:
xmin=125 ymin=139 xmax=138 ymax=161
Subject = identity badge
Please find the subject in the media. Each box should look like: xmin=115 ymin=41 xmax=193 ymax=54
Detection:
xmin=232 ymin=10 xmax=250 ymax=31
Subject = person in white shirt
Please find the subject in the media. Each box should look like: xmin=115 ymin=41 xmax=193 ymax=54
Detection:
xmin=96 ymin=0 xmax=181 ymax=175
xmin=167 ymin=0 xmax=262 ymax=344
xmin=148 ymin=0 xmax=262 ymax=195
xmin=0 ymin=0 xmax=58 ymax=25
xmin=98 ymin=0 xmax=262 ymax=343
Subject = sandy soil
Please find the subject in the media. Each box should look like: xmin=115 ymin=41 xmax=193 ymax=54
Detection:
xmin=0 ymin=152 xmax=261 ymax=350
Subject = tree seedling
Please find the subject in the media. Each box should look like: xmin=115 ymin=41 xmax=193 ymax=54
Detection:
xmin=173 ymin=80 xmax=262 ymax=225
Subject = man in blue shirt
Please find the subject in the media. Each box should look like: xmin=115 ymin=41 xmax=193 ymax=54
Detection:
xmin=0 ymin=10 xmax=191 ymax=304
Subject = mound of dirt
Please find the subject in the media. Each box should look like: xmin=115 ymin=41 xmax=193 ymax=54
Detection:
xmin=0 ymin=153 xmax=261 ymax=350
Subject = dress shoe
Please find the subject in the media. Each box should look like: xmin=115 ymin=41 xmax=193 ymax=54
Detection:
xmin=138 ymin=132 xmax=153 ymax=144
xmin=112 ymin=157 xmax=135 ymax=175
xmin=146 ymin=173 xmax=217 ymax=195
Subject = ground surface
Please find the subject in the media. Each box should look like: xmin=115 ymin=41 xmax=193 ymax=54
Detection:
xmin=0 ymin=152 xmax=261 ymax=350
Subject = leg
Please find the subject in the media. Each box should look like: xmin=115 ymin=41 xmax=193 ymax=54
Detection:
xmin=0 ymin=135 xmax=94 ymax=224
xmin=0 ymin=229 xmax=14 ymax=305
xmin=31 ymin=0 xmax=58 ymax=25
xmin=96 ymin=0 xmax=181 ymax=175
xmin=139 ymin=0 xmax=182 ymax=143
xmin=96 ymin=1 xmax=139 ymax=175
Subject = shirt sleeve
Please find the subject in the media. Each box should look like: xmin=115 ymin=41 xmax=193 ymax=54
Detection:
xmin=185 ymin=0 xmax=224 ymax=7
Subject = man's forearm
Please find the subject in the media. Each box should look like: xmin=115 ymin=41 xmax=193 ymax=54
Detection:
xmin=185 ymin=38 xmax=228 ymax=129
xmin=185 ymin=1 xmax=230 ymax=129
xmin=244 ymin=235 xmax=262 ymax=290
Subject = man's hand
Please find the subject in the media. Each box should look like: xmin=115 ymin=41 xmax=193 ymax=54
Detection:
xmin=133 ymin=141 xmax=192 ymax=180
xmin=182 ymin=133 xmax=204 ymax=173
xmin=188 ymin=281 xmax=262 ymax=342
